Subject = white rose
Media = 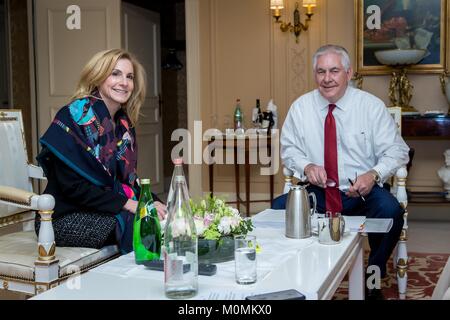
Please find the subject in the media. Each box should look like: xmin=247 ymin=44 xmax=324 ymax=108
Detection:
xmin=231 ymin=207 xmax=240 ymax=217
xmin=230 ymin=216 xmax=240 ymax=228
xmin=218 ymin=216 xmax=232 ymax=235
xmin=194 ymin=217 xmax=205 ymax=236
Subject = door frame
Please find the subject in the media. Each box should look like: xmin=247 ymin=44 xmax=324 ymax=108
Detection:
xmin=185 ymin=0 xmax=202 ymax=197
xmin=27 ymin=0 xmax=38 ymax=167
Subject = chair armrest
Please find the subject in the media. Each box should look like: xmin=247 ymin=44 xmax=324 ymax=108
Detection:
xmin=0 ymin=185 xmax=54 ymax=211
xmin=395 ymin=167 xmax=408 ymax=208
xmin=28 ymin=164 xmax=46 ymax=180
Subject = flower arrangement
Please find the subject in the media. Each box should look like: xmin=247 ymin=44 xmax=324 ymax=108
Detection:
xmin=189 ymin=195 xmax=253 ymax=241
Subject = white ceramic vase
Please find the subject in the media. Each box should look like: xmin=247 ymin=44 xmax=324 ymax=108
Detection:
xmin=445 ymin=81 xmax=450 ymax=105
xmin=437 ymin=149 xmax=450 ymax=199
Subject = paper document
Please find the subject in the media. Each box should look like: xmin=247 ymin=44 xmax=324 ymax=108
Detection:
xmin=360 ymin=218 xmax=393 ymax=233
xmin=351 ymin=218 xmax=393 ymax=233
xmin=343 ymin=216 xmax=393 ymax=233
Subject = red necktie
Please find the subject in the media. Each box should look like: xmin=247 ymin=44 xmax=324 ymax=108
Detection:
xmin=324 ymin=104 xmax=343 ymax=215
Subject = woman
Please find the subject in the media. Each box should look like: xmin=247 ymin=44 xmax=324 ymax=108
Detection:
xmin=35 ymin=49 xmax=166 ymax=253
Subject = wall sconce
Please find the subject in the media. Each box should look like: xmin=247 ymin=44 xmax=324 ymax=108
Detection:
xmin=270 ymin=0 xmax=316 ymax=43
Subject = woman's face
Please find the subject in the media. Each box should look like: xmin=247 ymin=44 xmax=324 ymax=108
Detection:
xmin=99 ymin=58 xmax=134 ymax=108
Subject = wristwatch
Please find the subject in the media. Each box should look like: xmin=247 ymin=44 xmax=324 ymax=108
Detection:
xmin=369 ymin=169 xmax=381 ymax=183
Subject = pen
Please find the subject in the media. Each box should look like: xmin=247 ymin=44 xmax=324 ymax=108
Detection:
xmin=347 ymin=178 xmax=366 ymax=202
xmin=359 ymin=221 xmax=365 ymax=231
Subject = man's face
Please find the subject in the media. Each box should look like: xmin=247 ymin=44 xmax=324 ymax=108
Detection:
xmin=314 ymin=52 xmax=352 ymax=104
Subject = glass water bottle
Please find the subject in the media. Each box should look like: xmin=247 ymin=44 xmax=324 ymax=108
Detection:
xmin=163 ymin=175 xmax=198 ymax=299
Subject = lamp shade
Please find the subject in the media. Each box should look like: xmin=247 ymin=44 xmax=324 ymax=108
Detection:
xmin=270 ymin=0 xmax=284 ymax=9
xmin=302 ymin=0 xmax=317 ymax=7
xmin=162 ymin=48 xmax=183 ymax=71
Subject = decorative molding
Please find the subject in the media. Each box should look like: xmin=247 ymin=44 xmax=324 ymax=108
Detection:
xmin=290 ymin=46 xmax=307 ymax=98
xmin=135 ymin=132 xmax=162 ymax=184
xmin=0 ymin=211 xmax=33 ymax=227
xmin=185 ymin=0 xmax=202 ymax=197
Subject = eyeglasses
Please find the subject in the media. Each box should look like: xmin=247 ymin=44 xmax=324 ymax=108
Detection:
xmin=348 ymin=173 xmax=366 ymax=202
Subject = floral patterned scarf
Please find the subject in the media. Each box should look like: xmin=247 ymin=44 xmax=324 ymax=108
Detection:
xmin=39 ymin=94 xmax=138 ymax=195
xmin=38 ymin=94 xmax=139 ymax=253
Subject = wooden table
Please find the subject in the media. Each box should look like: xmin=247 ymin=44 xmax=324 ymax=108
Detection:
xmin=402 ymin=114 xmax=450 ymax=138
xmin=207 ymin=134 xmax=274 ymax=216
xmin=402 ymin=114 xmax=450 ymax=204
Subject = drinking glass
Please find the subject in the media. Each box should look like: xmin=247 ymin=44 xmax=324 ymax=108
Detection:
xmin=234 ymin=235 xmax=257 ymax=284
xmin=317 ymin=212 xmax=345 ymax=245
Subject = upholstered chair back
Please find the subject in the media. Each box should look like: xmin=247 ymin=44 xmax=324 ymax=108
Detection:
xmin=0 ymin=110 xmax=37 ymax=230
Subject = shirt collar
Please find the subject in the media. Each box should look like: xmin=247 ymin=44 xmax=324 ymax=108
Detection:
xmin=317 ymin=85 xmax=353 ymax=111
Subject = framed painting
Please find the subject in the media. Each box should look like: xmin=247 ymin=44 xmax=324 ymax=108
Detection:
xmin=355 ymin=0 xmax=448 ymax=74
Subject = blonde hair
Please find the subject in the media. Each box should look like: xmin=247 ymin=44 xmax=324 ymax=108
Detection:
xmin=70 ymin=48 xmax=146 ymax=126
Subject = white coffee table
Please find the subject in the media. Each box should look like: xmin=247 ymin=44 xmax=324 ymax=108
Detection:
xmin=32 ymin=209 xmax=364 ymax=300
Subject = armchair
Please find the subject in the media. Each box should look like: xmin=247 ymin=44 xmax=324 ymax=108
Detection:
xmin=275 ymin=107 xmax=409 ymax=299
xmin=278 ymin=166 xmax=409 ymax=298
xmin=0 ymin=110 xmax=120 ymax=296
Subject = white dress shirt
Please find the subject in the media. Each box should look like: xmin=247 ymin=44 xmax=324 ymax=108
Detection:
xmin=280 ymin=86 xmax=410 ymax=190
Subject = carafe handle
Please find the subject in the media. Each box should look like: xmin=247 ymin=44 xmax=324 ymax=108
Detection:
xmin=308 ymin=192 xmax=317 ymax=215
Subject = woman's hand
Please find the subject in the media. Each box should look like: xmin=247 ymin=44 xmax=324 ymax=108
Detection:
xmin=124 ymin=199 xmax=166 ymax=220
xmin=124 ymin=199 xmax=138 ymax=213
xmin=154 ymin=201 xmax=167 ymax=221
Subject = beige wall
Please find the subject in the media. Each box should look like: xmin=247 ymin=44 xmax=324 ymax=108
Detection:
xmin=196 ymin=0 xmax=450 ymax=205
xmin=10 ymin=0 xmax=32 ymax=161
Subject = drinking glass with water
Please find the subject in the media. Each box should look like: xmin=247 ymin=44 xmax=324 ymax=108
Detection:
xmin=234 ymin=235 xmax=257 ymax=285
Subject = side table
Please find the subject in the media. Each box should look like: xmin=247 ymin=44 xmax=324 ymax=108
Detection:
xmin=207 ymin=133 xmax=275 ymax=216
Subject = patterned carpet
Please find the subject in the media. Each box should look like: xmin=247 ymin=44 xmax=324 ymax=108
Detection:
xmin=333 ymin=252 xmax=450 ymax=300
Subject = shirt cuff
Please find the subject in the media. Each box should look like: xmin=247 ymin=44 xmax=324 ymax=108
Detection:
xmin=293 ymin=160 xmax=312 ymax=181
xmin=372 ymin=164 xmax=389 ymax=187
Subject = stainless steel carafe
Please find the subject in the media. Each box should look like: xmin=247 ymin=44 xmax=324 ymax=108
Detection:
xmin=285 ymin=185 xmax=317 ymax=239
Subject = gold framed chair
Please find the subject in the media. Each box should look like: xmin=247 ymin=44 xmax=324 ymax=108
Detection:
xmin=0 ymin=109 xmax=120 ymax=297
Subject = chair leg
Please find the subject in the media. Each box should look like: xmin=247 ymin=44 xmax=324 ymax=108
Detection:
xmin=392 ymin=243 xmax=398 ymax=270
xmin=34 ymin=207 xmax=59 ymax=295
xmin=396 ymin=232 xmax=408 ymax=299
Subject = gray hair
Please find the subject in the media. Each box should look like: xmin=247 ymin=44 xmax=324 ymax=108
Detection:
xmin=312 ymin=44 xmax=351 ymax=72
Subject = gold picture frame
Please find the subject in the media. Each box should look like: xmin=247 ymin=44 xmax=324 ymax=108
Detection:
xmin=355 ymin=0 xmax=448 ymax=75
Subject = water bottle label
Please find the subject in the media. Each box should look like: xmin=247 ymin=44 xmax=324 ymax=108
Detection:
xmin=165 ymin=253 xmax=184 ymax=281
xmin=140 ymin=202 xmax=156 ymax=219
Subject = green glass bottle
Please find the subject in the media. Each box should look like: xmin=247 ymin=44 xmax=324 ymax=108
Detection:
xmin=234 ymin=98 xmax=243 ymax=130
xmin=133 ymin=178 xmax=162 ymax=264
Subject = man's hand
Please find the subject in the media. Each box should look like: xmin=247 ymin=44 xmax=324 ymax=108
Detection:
xmin=345 ymin=172 xmax=375 ymax=198
xmin=154 ymin=201 xmax=167 ymax=221
xmin=304 ymin=164 xmax=327 ymax=188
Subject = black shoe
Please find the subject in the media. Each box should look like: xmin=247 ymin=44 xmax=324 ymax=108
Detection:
xmin=365 ymin=288 xmax=385 ymax=300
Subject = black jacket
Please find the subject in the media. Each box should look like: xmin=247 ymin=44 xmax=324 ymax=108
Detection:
xmin=37 ymin=154 xmax=161 ymax=220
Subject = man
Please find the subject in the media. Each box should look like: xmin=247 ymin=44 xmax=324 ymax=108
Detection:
xmin=280 ymin=44 xmax=409 ymax=299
